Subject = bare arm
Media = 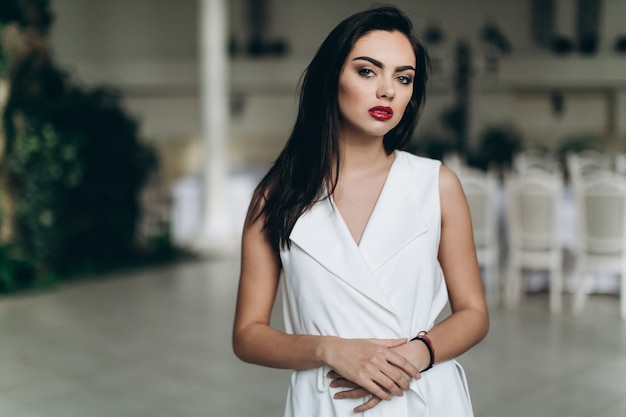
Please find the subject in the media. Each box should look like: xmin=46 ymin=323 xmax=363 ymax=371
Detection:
xmin=425 ymin=165 xmax=490 ymax=359
xmin=232 ymin=204 xmax=420 ymax=400
xmin=391 ymin=165 xmax=489 ymax=366
xmin=232 ymin=208 xmax=322 ymax=370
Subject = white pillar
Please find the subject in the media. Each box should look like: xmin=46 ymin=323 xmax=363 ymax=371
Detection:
xmin=197 ymin=0 xmax=233 ymax=252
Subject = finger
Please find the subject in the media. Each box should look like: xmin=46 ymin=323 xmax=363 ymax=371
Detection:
xmin=329 ymin=378 xmax=358 ymax=389
xmin=374 ymin=373 xmax=405 ymax=397
xmin=367 ymin=359 xmax=410 ymax=395
xmin=381 ymin=363 xmax=412 ymax=391
xmin=385 ymin=352 xmax=420 ymax=379
xmin=360 ymin=379 xmax=392 ymax=401
xmin=333 ymin=387 xmax=371 ymax=400
xmin=327 ymin=370 xmax=342 ymax=379
xmin=354 ymin=396 xmax=383 ymax=413
xmin=328 ymin=368 xmax=392 ymax=400
xmin=361 ymin=358 xmax=407 ymax=397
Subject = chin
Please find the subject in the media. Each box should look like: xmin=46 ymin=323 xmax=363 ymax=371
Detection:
xmin=341 ymin=118 xmax=399 ymax=139
xmin=367 ymin=123 xmax=399 ymax=138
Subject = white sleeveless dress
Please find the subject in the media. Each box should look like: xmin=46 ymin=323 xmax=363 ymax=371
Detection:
xmin=279 ymin=151 xmax=474 ymax=417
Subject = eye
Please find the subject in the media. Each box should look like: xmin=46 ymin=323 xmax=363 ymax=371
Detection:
xmin=396 ymin=75 xmax=413 ymax=85
xmin=358 ymin=68 xmax=375 ymax=78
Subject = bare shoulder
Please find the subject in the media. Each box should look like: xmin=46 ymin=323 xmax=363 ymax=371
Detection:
xmin=244 ymin=183 xmax=270 ymax=229
xmin=438 ymin=165 xmax=465 ymax=200
xmin=437 ymin=164 xmax=471 ymax=230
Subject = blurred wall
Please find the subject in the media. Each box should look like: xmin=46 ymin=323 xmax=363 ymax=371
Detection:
xmin=49 ymin=0 xmax=626 ymax=184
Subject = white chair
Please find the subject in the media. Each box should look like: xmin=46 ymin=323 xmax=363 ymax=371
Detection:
xmin=505 ymin=170 xmax=564 ymax=313
xmin=566 ymin=150 xmax=611 ymax=192
xmin=566 ymin=150 xmax=610 ymax=171
xmin=513 ymin=149 xmax=559 ymax=175
xmin=572 ymin=171 xmax=626 ymax=320
xmin=460 ymin=170 xmax=501 ymax=306
xmin=566 ymin=151 xmax=611 ymax=237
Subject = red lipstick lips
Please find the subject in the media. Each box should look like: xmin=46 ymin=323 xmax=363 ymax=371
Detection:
xmin=368 ymin=106 xmax=394 ymax=121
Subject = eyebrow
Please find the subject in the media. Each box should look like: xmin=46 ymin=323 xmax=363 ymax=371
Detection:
xmin=352 ymin=56 xmax=416 ymax=72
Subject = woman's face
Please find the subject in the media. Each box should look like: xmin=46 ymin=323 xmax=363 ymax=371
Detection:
xmin=337 ymin=30 xmax=416 ymax=140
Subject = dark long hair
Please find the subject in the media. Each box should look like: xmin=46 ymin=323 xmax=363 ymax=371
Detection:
xmin=248 ymin=5 xmax=430 ymax=250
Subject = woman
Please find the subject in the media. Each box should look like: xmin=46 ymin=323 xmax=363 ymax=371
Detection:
xmin=233 ymin=5 xmax=489 ymax=416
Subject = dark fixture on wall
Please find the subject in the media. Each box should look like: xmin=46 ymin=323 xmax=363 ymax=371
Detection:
xmin=245 ymin=0 xmax=288 ymax=57
xmin=532 ymin=0 xmax=603 ymax=55
xmin=480 ymin=20 xmax=511 ymax=75
xmin=576 ymin=0 xmax=601 ymax=55
xmin=531 ymin=0 xmax=555 ymax=48
xmin=228 ymin=0 xmax=288 ymax=58
xmin=550 ymin=90 xmax=565 ymax=117
xmin=615 ymin=36 xmax=626 ymax=53
xmin=480 ymin=21 xmax=512 ymax=54
xmin=531 ymin=0 xmax=574 ymax=55
xmin=425 ymin=23 xmax=445 ymax=44
xmin=423 ymin=23 xmax=446 ymax=75
xmin=446 ymin=41 xmax=471 ymax=156
xmin=551 ymin=36 xmax=575 ymax=55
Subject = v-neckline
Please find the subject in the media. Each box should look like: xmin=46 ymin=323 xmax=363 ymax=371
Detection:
xmin=331 ymin=151 xmax=398 ymax=248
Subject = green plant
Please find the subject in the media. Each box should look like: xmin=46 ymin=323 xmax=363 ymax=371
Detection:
xmin=469 ymin=124 xmax=522 ymax=171
xmin=6 ymin=120 xmax=84 ymax=274
xmin=0 ymin=23 xmax=7 ymax=77
xmin=556 ymin=133 xmax=603 ymax=157
xmin=0 ymin=240 xmax=37 ymax=293
xmin=0 ymin=0 xmax=178 ymax=293
xmin=3 ymin=86 xmax=158 ymax=283
xmin=0 ymin=63 xmax=162 ymax=291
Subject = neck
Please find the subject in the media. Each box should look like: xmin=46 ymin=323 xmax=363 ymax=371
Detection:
xmin=338 ymin=133 xmax=393 ymax=176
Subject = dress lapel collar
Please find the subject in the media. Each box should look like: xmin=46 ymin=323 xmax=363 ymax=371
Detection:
xmin=358 ymin=155 xmax=429 ymax=271
xmin=289 ymin=152 xmax=430 ymax=314
xmin=290 ymin=196 xmax=398 ymax=315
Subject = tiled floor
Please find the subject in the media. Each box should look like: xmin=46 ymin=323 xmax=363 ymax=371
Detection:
xmin=1 ymin=255 xmax=625 ymax=417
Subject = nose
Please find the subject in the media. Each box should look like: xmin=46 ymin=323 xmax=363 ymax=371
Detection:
xmin=377 ymin=77 xmax=395 ymax=101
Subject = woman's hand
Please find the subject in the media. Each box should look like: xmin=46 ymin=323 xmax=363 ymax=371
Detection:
xmin=328 ymin=369 xmax=387 ymax=413
xmin=327 ymin=338 xmax=430 ymax=412
xmin=321 ymin=338 xmax=419 ymax=406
